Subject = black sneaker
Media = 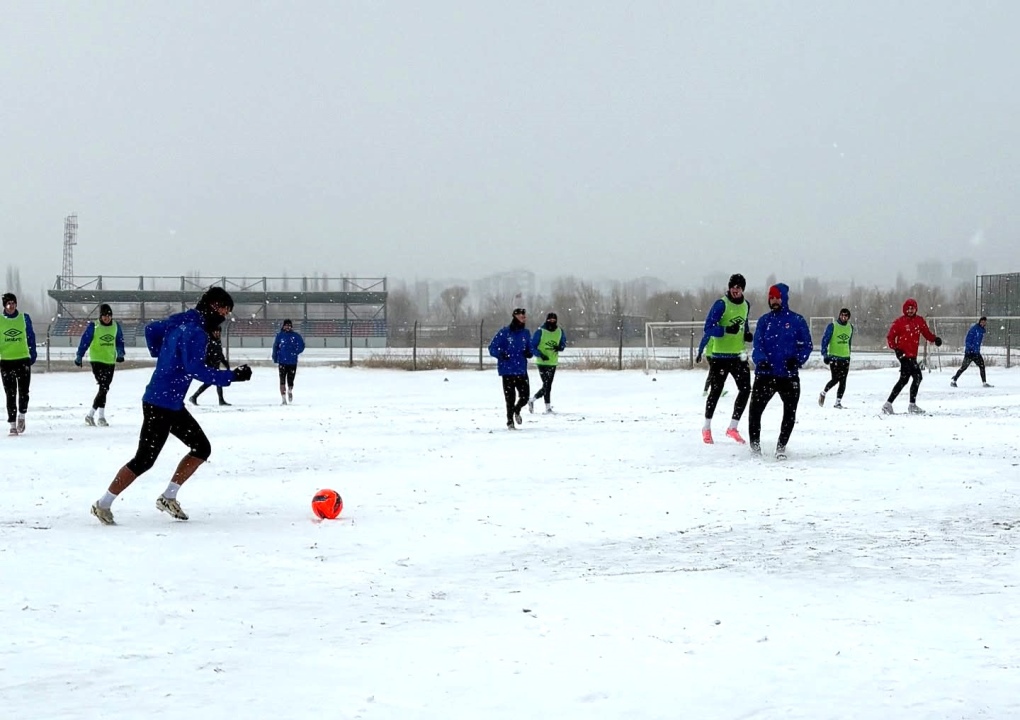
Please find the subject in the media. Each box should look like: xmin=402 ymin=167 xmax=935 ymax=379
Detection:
xmin=775 ymin=445 xmax=787 ymax=460
xmin=219 ymin=400 xmax=232 ymax=406
xmin=514 ymin=412 xmax=522 ymax=425
xmin=507 ymin=422 xmax=516 ymax=431
xmin=189 ymin=395 xmax=198 ymax=405
xmin=750 ymin=442 xmax=762 ymax=455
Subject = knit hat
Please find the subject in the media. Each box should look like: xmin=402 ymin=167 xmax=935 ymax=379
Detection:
xmin=546 ymin=312 xmax=558 ymax=321
xmin=197 ymin=286 xmax=234 ymax=312
xmin=512 ymin=308 xmax=526 ymax=317
xmin=282 ymin=319 xmax=293 ymax=328
xmin=768 ymin=285 xmax=782 ymax=302
xmin=99 ymin=304 xmax=113 ymax=316
xmin=728 ymin=274 xmax=747 ymax=291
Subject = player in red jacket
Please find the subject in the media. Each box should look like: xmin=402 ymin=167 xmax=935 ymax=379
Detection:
xmin=883 ymin=298 xmax=942 ymax=415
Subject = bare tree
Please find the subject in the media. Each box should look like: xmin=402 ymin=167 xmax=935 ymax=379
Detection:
xmin=439 ymin=285 xmax=469 ymax=324
xmin=576 ymin=281 xmax=604 ymax=333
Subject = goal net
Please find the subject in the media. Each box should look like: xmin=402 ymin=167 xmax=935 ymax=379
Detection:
xmin=644 ymin=321 xmax=701 ymax=373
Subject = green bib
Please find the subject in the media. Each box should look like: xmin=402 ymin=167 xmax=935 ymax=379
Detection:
xmin=0 ymin=314 xmax=30 ymax=361
xmin=713 ymin=296 xmax=749 ymax=355
xmin=535 ymin=327 xmax=563 ymax=366
xmin=89 ymin=320 xmax=119 ymax=364
xmin=827 ymin=321 xmax=852 ymax=359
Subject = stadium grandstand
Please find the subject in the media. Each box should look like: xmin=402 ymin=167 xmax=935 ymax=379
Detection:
xmin=46 ymin=275 xmax=388 ymax=349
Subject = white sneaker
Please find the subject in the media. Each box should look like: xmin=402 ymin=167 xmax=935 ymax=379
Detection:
xmin=882 ymin=402 xmax=894 ymax=415
xmin=281 ymin=396 xmax=288 ymax=406
xmin=949 ymin=380 xmax=957 ymax=388
xmin=527 ymin=399 xmax=534 ymax=414
xmin=983 ymin=382 xmax=994 ymax=388
xmin=775 ymin=445 xmax=788 ymax=461
xmin=288 ymin=392 xmax=293 ymax=403
xmin=834 ymin=400 xmax=843 ymax=409
xmin=817 ymin=392 xmax=826 ymax=407
xmin=9 ymin=423 xmax=18 ymax=436
xmin=907 ymin=403 xmax=925 ymax=415
xmin=97 ymin=417 xmax=109 ymax=427
xmin=85 ymin=415 xmax=96 ymax=426
xmin=16 ymin=415 xmax=25 ymax=433
xmin=545 ymin=404 xmax=553 ymax=413
xmin=91 ymin=503 xmax=115 ymax=525
xmin=514 ymin=412 xmax=523 ymax=426
xmin=156 ymin=496 xmax=189 ymax=520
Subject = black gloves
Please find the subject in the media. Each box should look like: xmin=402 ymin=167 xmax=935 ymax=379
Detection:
xmin=537 ymin=351 xmax=549 ymax=361
xmin=724 ymin=321 xmax=741 ymax=335
xmin=823 ymin=355 xmax=831 ymax=365
xmin=524 ymin=349 xmax=533 ymax=359
xmin=232 ymin=364 xmax=252 ymax=382
xmin=116 ymin=356 xmax=124 ymax=363
xmin=557 ymin=344 xmax=566 ymax=352
xmin=695 ymin=353 xmax=703 ymax=364
xmin=785 ymin=358 xmax=799 ymax=373
xmin=934 ymin=336 xmax=943 ymax=347
xmin=743 ymin=330 xmax=754 ymax=344
xmin=74 ymin=357 xmax=83 ymax=367
xmin=894 ymin=348 xmax=905 ymax=360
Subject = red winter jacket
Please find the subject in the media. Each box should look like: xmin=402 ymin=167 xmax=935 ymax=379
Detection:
xmin=887 ymin=298 xmax=936 ymax=358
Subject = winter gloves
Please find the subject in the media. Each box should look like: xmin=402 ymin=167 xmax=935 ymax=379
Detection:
xmin=232 ymin=365 xmax=253 ymax=382
xmin=74 ymin=357 xmax=82 ymax=367
xmin=934 ymin=336 xmax=943 ymax=347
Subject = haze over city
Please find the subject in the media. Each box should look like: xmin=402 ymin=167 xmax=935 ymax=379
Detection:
xmin=4 ymin=1 xmax=1019 ymax=301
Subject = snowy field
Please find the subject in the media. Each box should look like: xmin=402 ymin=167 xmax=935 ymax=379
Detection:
xmin=3 ymin=362 xmax=1020 ymax=719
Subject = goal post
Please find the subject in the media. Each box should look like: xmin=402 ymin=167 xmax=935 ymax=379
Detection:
xmin=644 ymin=321 xmax=701 ymax=373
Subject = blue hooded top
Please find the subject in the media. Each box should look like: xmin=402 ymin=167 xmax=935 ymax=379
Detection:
xmin=752 ymin=283 xmax=813 ymax=377
xmin=272 ymin=326 xmax=306 ymax=365
xmin=964 ymin=322 xmax=986 ymax=355
xmin=142 ymin=309 xmax=235 ymax=410
xmin=488 ymin=320 xmax=532 ymax=376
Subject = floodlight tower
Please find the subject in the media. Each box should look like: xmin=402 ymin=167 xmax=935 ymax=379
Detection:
xmin=61 ymin=214 xmax=78 ymax=287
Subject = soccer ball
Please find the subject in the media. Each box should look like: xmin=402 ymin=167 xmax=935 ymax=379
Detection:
xmin=311 ymin=489 xmax=343 ymax=519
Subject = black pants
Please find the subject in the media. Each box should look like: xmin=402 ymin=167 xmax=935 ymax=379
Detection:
xmin=125 ymin=402 xmax=211 ymax=476
xmin=278 ymin=364 xmax=297 ymax=388
xmin=193 ymin=382 xmax=225 ymax=402
xmin=91 ymin=362 xmax=116 ymax=409
xmin=533 ymin=365 xmax=557 ymax=405
xmin=823 ymin=358 xmax=850 ymax=398
xmin=1 ymin=358 xmax=31 ymax=422
xmin=704 ymin=356 xmax=751 ymax=421
xmin=888 ymin=356 xmax=923 ymax=404
xmin=748 ymin=375 xmax=801 ymax=448
xmin=953 ymin=352 xmax=986 ymax=383
xmin=501 ymin=374 xmax=530 ymax=425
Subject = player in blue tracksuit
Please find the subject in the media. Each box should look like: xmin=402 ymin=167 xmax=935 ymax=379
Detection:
xmin=488 ymin=308 xmax=533 ymax=429
xmin=748 ymin=283 xmax=813 ymax=459
xmin=90 ymin=287 xmax=253 ymax=525
xmin=272 ymin=319 xmax=306 ymax=404
xmin=951 ymin=316 xmax=990 ymax=387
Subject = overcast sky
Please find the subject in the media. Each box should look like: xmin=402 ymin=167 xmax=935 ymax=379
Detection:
xmin=3 ymin=0 xmax=1018 ymax=297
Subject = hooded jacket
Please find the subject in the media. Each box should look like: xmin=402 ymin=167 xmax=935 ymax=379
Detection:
xmin=272 ymin=327 xmax=306 ymax=365
xmin=488 ymin=317 xmax=532 ymax=376
xmin=142 ymin=309 xmax=235 ymax=410
xmin=886 ymin=299 xmax=936 ymax=359
xmin=964 ymin=322 xmax=986 ymax=355
xmin=751 ymin=283 xmax=813 ymax=377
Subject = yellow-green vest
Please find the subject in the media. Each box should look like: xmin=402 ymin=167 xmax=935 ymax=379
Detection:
xmin=535 ymin=327 xmax=563 ymax=367
xmin=89 ymin=320 xmax=119 ymax=364
xmin=713 ymin=296 xmax=749 ymax=355
xmin=0 ymin=314 xmax=30 ymax=361
xmin=827 ymin=321 xmax=853 ymax=359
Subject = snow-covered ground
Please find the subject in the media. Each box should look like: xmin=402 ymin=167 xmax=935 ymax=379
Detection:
xmin=3 ymin=362 xmax=1019 ymax=719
